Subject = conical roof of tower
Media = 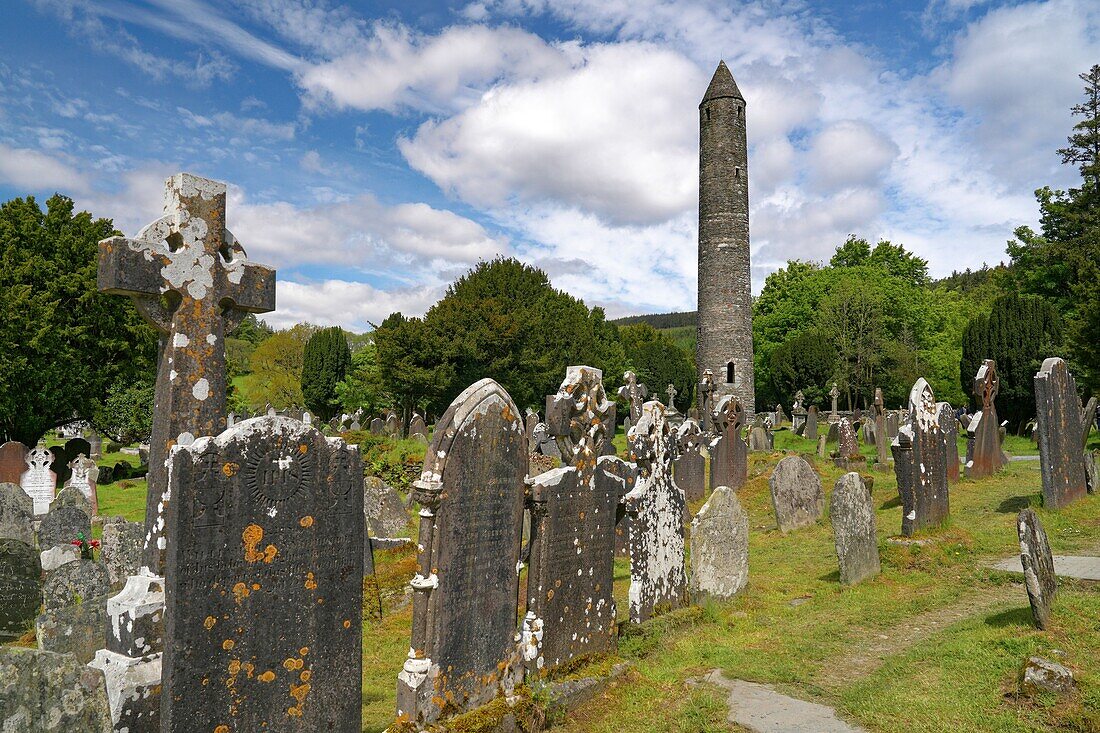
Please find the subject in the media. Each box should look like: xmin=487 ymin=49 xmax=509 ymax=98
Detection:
xmin=701 ymin=60 xmax=744 ymax=104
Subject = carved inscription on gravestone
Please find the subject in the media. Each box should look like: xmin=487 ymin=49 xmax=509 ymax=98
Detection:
xmin=0 ymin=538 xmax=41 ymax=640
xmin=397 ymin=379 xmax=526 ymax=726
xmin=162 ymin=417 xmax=363 ymax=732
xmin=20 ymin=441 xmax=56 ymax=515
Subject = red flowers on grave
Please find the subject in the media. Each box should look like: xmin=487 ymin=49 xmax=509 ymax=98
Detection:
xmin=71 ymin=532 xmax=100 ymax=560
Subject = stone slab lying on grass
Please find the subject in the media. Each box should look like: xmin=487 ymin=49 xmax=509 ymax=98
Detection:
xmin=699 ymin=669 xmax=868 ymax=733
xmin=988 ymin=555 xmax=1100 ymax=581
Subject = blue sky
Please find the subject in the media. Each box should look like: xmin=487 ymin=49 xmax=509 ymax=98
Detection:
xmin=0 ymin=0 xmax=1095 ymax=330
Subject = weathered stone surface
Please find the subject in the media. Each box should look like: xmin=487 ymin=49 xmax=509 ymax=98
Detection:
xmin=20 ymin=440 xmax=56 ymax=515
xmin=0 ymin=538 xmax=41 ymax=640
xmin=106 ymin=573 xmax=164 ymax=658
xmin=397 ymin=378 xmax=526 ymax=726
xmin=527 ymin=366 xmax=635 ymax=675
xmin=0 ymin=441 xmax=28 ymax=485
xmin=710 ymin=395 xmax=747 ymax=491
xmin=748 ymin=413 xmax=774 ymax=452
xmin=370 ymin=416 xmax=384 ymax=435
xmin=66 ymin=453 xmax=99 ymax=514
xmin=0 ymin=646 xmax=111 ymax=731
xmin=624 ymin=401 xmax=687 ymax=623
xmin=162 ymin=416 xmax=363 ymax=732
xmin=768 ymin=456 xmax=824 ymax=533
xmin=364 ymin=476 xmax=408 ymax=538
xmin=40 ymin=544 xmax=80 ymax=572
xmin=689 ymin=485 xmax=748 ymax=600
xmin=1018 ymin=508 xmax=1057 ymax=630
xmin=937 ymin=403 xmax=960 ymax=483
xmin=408 ymin=414 xmax=428 ymax=442
xmin=885 ymin=411 xmax=900 ymax=438
xmin=805 ymin=405 xmax=819 ymax=442
xmin=698 ymin=369 xmax=717 ymax=433
xmin=873 ymin=389 xmax=889 ymax=464
xmin=99 ymin=174 xmax=275 ymax=579
xmin=829 ymin=383 xmax=840 ymax=418
xmin=0 ymin=481 xmax=34 ymax=544
xmin=42 ymin=559 xmax=109 ymax=613
xmin=38 ymin=505 xmax=91 ymax=551
xmin=830 ymin=473 xmax=880 ymax=585
xmin=1034 ymin=357 xmax=1088 ymax=509
xmin=892 ymin=379 xmax=950 ymax=536
xmin=966 ymin=360 xmax=1007 ymax=479
xmin=385 ymin=412 xmax=402 ymax=438
xmin=52 ymin=483 xmax=93 ymax=516
xmin=89 ymin=648 xmax=162 ymax=732
xmin=673 ymin=419 xmax=707 ymax=505
xmin=531 ymin=421 xmax=561 ymax=459
xmin=836 ymin=418 xmax=859 ymax=461
xmin=1021 ymin=657 xmax=1074 ymax=696
xmin=101 ymin=517 xmax=145 ymax=587
xmin=36 ymin=593 xmax=108 ymax=663
xmin=697 ymin=61 xmax=755 ymax=415
xmin=617 ymin=370 xmax=648 ymax=425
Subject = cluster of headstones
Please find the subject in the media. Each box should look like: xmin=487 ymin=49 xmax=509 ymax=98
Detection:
xmin=0 ymin=437 xmax=123 ymax=518
xmin=325 ymin=408 xmax=429 ymax=442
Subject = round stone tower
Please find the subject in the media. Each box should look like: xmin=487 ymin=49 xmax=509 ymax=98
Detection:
xmin=696 ymin=60 xmax=754 ymax=415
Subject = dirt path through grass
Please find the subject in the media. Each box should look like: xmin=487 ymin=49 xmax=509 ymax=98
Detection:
xmin=814 ymin=582 xmax=1024 ymax=690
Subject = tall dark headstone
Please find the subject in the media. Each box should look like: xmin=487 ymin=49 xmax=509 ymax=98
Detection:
xmin=1018 ymin=508 xmax=1057 ymax=629
xmin=624 ymin=401 xmax=687 ymax=623
xmin=525 ymin=366 xmax=635 ymax=675
xmin=830 ymin=473 xmax=880 ymax=585
xmin=966 ymin=359 xmax=1007 ymax=479
xmin=50 ymin=438 xmax=91 ymax=487
xmin=709 ymin=395 xmax=747 ymax=491
xmin=0 ymin=483 xmax=34 ymax=545
xmin=891 ymin=379 xmax=949 ymax=536
xmin=0 ymin=537 xmax=41 ymax=640
xmin=1034 ymin=357 xmax=1088 ymax=509
xmin=805 ymin=405 xmax=819 ymax=442
xmin=161 ymin=416 xmax=363 ymax=732
xmin=397 ymin=379 xmax=526 ymax=726
xmin=673 ymin=419 xmax=706 ymax=505
xmin=937 ymin=402 xmax=960 ymax=484
xmin=0 ymin=441 xmax=28 ymax=485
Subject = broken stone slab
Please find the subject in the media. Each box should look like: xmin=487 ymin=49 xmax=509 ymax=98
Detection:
xmin=36 ymin=593 xmax=109 ymax=664
xmin=987 ymin=554 xmax=1100 ymax=581
xmin=545 ymin=661 xmax=632 ymax=719
xmin=0 ymin=646 xmax=111 ymax=731
xmin=364 ymin=476 xmax=408 ymax=538
xmin=1020 ymin=656 xmax=1075 ymax=696
xmin=42 ymin=559 xmax=110 ymax=613
xmin=100 ymin=517 xmax=144 ymax=588
xmin=699 ymin=669 xmax=868 ymax=733
xmin=40 ymin=542 xmax=80 ymax=572
xmin=106 ymin=572 xmax=165 ymax=659
xmin=89 ymin=648 xmax=162 ymax=732
xmin=1018 ymin=508 xmax=1057 ymax=630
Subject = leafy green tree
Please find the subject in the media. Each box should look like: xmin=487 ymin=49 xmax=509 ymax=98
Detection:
xmin=766 ymin=329 xmax=835 ymax=409
xmin=618 ymin=324 xmax=695 ymax=412
xmin=0 ymin=195 xmax=157 ymax=445
xmin=230 ymin=313 xmax=274 ymax=345
xmin=95 ymin=376 xmax=154 ymax=444
xmin=374 ymin=313 xmax=453 ymax=421
xmin=961 ymin=293 xmax=1064 ymax=432
xmin=1006 ymin=66 xmax=1100 ymax=390
xmin=421 ymin=258 xmax=626 ymax=414
xmin=336 ymin=343 xmax=388 ymax=416
xmin=248 ymin=324 xmax=316 ymax=410
xmin=301 ymin=326 xmax=351 ymax=421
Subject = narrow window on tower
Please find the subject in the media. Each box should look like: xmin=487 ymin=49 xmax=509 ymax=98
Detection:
xmin=735 ymin=166 xmax=742 ymax=181
xmin=726 ymin=361 xmax=735 ymax=384
xmin=705 ymin=108 xmax=710 ymax=121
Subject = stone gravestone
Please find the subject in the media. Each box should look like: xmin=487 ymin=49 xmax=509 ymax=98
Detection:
xmin=364 ymin=476 xmax=409 ymax=538
xmin=36 ymin=593 xmax=108 ymax=663
xmin=525 ymin=410 xmax=540 ymax=450
xmin=531 ymin=422 xmax=561 ymax=459
xmin=385 ymin=412 xmax=402 ymax=438
xmin=966 ymin=359 xmax=1007 ymax=479
xmin=20 ymin=441 xmax=56 ymax=515
xmin=51 ymin=483 xmax=92 ymax=517
xmin=66 ymin=453 xmax=99 ymax=515
xmin=834 ymin=418 xmax=860 ymax=468
xmin=397 ymin=379 xmax=526 ymax=726
xmin=0 ymin=647 xmax=112 ymax=729
xmin=805 ymin=405 xmax=819 ymax=442
xmin=710 ymin=395 xmax=747 ymax=491
xmin=937 ymin=402 xmax=960 ymax=484
xmin=95 ymin=172 xmax=277 ymax=732
xmin=673 ymin=419 xmax=706 ymax=505
xmin=624 ymin=401 xmax=687 ymax=623
xmin=1018 ymin=508 xmax=1057 ymax=629
xmin=829 ymin=382 xmax=840 ymax=418
xmin=830 ymin=473 xmax=880 ymax=585
xmin=41 ymin=559 xmax=109 ymax=613
xmin=38 ymin=505 xmax=90 ymax=552
xmin=698 ymin=368 xmax=717 ymax=434
xmin=617 ymin=370 xmax=648 ymax=426
xmin=50 ymin=437 xmax=91 ymax=487
xmin=525 ymin=366 xmax=636 ymax=675
xmin=0 ymin=441 xmax=28 ymax=484
xmin=768 ymin=456 xmax=824 ymax=533
xmin=791 ymin=390 xmax=807 ymax=434
xmin=408 ymin=413 xmax=428 ymax=442
xmin=748 ymin=414 xmax=773 ymax=452
xmin=0 ymin=483 xmax=34 ymax=545
xmin=161 ymin=416 xmax=363 ymax=732
xmin=88 ymin=430 xmax=103 ymax=459
xmin=892 ymin=378 xmax=949 ymax=536
xmin=689 ymin=485 xmax=748 ymax=601
xmin=885 ymin=411 xmax=900 ymax=439
xmin=1034 ymin=357 xmax=1088 ymax=509
xmin=0 ymin=537 xmax=41 ymax=640
xmin=368 ymin=416 xmax=383 ymax=435
xmin=873 ymin=388 xmax=889 ymax=466
xmin=101 ymin=517 xmax=145 ymax=588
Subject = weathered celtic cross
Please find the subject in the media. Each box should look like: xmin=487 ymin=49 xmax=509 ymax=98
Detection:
xmin=617 ymin=370 xmax=648 ymax=424
xmin=98 ymin=173 xmax=275 ymax=572
xmin=698 ymin=369 xmax=716 ymax=433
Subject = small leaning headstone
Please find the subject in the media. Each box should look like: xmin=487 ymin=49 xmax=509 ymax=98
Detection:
xmin=1018 ymin=508 xmax=1057 ymax=629
xmin=0 ymin=482 xmax=34 ymax=545
xmin=0 ymin=537 xmax=42 ymax=640
xmin=768 ymin=456 xmax=824 ymax=533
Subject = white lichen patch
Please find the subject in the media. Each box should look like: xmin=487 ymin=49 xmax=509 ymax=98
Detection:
xmin=191 ymin=378 xmax=210 ymax=401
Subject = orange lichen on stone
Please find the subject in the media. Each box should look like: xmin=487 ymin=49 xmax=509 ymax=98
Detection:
xmin=299 ymin=647 xmax=309 ymax=656
xmin=299 ymin=516 xmax=314 ymax=528
xmin=232 ymin=582 xmax=250 ymax=604
xmin=300 ymin=670 xmax=311 ymax=682
xmin=228 ymin=660 xmax=241 ymax=676
xmin=259 ymin=670 xmax=276 ymax=683
xmin=298 ymin=444 xmax=308 ymax=454
xmin=304 ymin=572 xmax=317 ymax=590
xmin=204 ymin=616 xmax=217 ymax=630
xmin=242 ymin=524 xmax=265 ymax=562
xmin=288 ymin=681 xmax=310 ymax=717
xmin=343 ymin=620 xmax=351 ymax=629
xmin=283 ymin=657 xmax=303 ymax=671
xmin=251 ymin=583 xmax=260 ymax=591
xmin=222 ymin=462 xmax=238 ymax=477
xmin=222 ymin=639 xmax=235 ymax=651
xmin=214 ymin=726 xmax=229 ymax=733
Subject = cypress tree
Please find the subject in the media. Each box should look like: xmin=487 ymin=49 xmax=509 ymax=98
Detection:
xmin=301 ymin=326 xmax=352 ymax=422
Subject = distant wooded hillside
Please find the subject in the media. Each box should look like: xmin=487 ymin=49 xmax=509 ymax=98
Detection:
xmin=611 ymin=311 xmax=697 ymax=329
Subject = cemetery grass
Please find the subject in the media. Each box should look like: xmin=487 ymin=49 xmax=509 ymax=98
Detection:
xmin=557 ymin=441 xmax=1100 ymax=732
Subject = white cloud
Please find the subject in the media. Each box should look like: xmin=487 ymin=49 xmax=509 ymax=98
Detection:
xmin=400 ymin=42 xmax=702 ymax=225
xmin=806 ymin=120 xmax=899 ymax=191
xmin=269 ymin=279 xmax=442 ymax=331
xmin=0 ymin=144 xmax=90 ymax=193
